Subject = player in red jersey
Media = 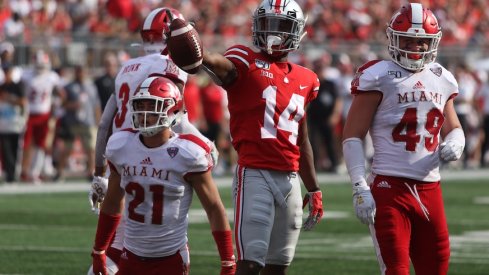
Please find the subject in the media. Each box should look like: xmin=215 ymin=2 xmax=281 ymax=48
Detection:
xmin=170 ymin=1 xmax=323 ymax=274
xmin=343 ymin=3 xmax=464 ymax=275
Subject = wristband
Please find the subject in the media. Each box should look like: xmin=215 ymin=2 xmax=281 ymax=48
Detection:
xmin=343 ymin=137 xmax=367 ymax=188
xmin=92 ymin=249 xmax=106 ymax=255
xmin=212 ymin=230 xmax=234 ymax=261
xmin=94 ymin=212 xmax=121 ymax=251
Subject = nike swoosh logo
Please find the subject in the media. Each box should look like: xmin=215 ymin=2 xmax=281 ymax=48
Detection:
xmin=299 ymin=85 xmax=308 ymax=90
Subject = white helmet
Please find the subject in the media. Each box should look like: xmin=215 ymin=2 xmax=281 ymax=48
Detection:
xmin=252 ymin=0 xmax=306 ymax=56
xmin=130 ymin=76 xmax=181 ymax=137
xmin=386 ymin=3 xmax=442 ymax=71
xmin=140 ymin=7 xmax=185 ymax=55
xmin=86 ymin=255 xmax=118 ymax=275
xmin=34 ymin=50 xmax=51 ymax=71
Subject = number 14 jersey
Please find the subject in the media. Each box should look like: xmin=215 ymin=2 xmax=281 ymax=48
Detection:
xmin=351 ymin=60 xmax=458 ymax=181
xmin=224 ymin=45 xmax=319 ymax=172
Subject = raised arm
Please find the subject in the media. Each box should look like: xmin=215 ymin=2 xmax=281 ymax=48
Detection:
xmin=202 ymin=51 xmax=238 ymax=87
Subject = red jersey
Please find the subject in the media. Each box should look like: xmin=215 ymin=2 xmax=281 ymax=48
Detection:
xmin=201 ymin=83 xmax=224 ymax=123
xmin=224 ymin=45 xmax=319 ymax=171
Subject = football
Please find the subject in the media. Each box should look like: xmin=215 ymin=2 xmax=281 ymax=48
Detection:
xmin=167 ymin=18 xmax=203 ymax=74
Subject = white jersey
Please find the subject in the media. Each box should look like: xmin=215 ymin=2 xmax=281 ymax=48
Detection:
xmin=352 ymin=60 xmax=458 ymax=181
xmin=112 ymin=54 xmax=187 ymax=131
xmin=105 ymin=130 xmax=212 ymax=257
xmin=24 ymin=70 xmax=60 ymax=115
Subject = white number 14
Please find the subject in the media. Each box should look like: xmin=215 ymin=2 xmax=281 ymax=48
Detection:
xmin=260 ymin=86 xmax=305 ymax=145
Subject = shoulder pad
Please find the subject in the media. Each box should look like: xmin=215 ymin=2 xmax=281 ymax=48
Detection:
xmin=178 ymin=134 xmax=211 ymax=153
xmin=224 ymin=45 xmax=252 ymax=68
xmin=106 ymin=130 xmax=135 ymax=158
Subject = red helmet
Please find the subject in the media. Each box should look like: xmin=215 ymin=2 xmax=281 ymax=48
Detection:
xmin=130 ymin=76 xmax=181 ymax=136
xmin=140 ymin=7 xmax=185 ymax=55
xmin=386 ymin=3 xmax=442 ymax=71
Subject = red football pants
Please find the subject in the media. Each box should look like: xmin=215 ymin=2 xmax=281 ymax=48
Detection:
xmin=116 ymin=248 xmax=189 ymax=275
xmin=370 ymin=175 xmax=450 ymax=275
xmin=23 ymin=113 xmax=51 ymax=149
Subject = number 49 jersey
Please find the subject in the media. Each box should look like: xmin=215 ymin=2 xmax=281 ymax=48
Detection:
xmin=224 ymin=45 xmax=319 ymax=171
xmin=352 ymin=60 xmax=458 ymax=181
xmin=112 ymin=53 xmax=187 ymax=131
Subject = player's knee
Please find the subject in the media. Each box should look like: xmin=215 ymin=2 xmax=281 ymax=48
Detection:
xmin=236 ymin=259 xmax=262 ymax=275
xmin=244 ymin=240 xmax=268 ymax=264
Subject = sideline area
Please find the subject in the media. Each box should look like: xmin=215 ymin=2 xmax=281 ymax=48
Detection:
xmin=1 ymin=169 xmax=488 ymax=195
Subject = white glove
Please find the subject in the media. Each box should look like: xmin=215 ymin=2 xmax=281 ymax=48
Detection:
xmin=89 ymin=176 xmax=108 ymax=215
xmin=353 ymin=184 xmax=376 ymax=225
xmin=439 ymin=140 xmax=464 ymax=161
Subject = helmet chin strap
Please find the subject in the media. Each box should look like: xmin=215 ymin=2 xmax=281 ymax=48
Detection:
xmin=266 ymin=35 xmax=282 ymax=55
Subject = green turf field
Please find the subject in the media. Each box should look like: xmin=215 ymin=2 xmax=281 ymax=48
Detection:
xmin=0 ymin=178 xmax=488 ymax=274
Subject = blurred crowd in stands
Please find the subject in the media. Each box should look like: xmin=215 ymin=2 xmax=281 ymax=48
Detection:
xmin=1 ymin=0 xmax=489 ymax=183
xmin=1 ymin=0 xmax=488 ymax=46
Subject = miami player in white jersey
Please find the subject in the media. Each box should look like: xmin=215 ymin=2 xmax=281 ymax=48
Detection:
xmin=342 ymin=3 xmax=464 ymax=275
xmin=90 ymin=76 xmax=235 ymax=275
xmin=20 ymin=51 xmax=62 ymax=183
xmin=87 ymin=8 xmax=217 ymax=273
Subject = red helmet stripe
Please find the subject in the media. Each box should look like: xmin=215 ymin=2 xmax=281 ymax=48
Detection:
xmin=274 ymin=0 xmax=282 ymax=13
xmin=138 ymin=76 xmax=159 ymax=94
xmin=143 ymin=8 xmax=165 ymax=31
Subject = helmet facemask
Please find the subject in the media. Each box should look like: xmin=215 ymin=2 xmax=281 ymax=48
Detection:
xmin=252 ymin=0 xmax=306 ymax=56
xmin=387 ymin=28 xmax=441 ymax=71
xmin=130 ymin=76 xmax=181 ymax=137
xmin=131 ymin=97 xmax=176 ymax=137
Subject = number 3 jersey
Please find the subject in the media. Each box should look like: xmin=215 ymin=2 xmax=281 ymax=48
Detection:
xmin=113 ymin=54 xmax=187 ymax=131
xmin=223 ymin=45 xmax=319 ymax=171
xmin=351 ymin=60 xmax=458 ymax=181
xmin=105 ymin=130 xmax=212 ymax=257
